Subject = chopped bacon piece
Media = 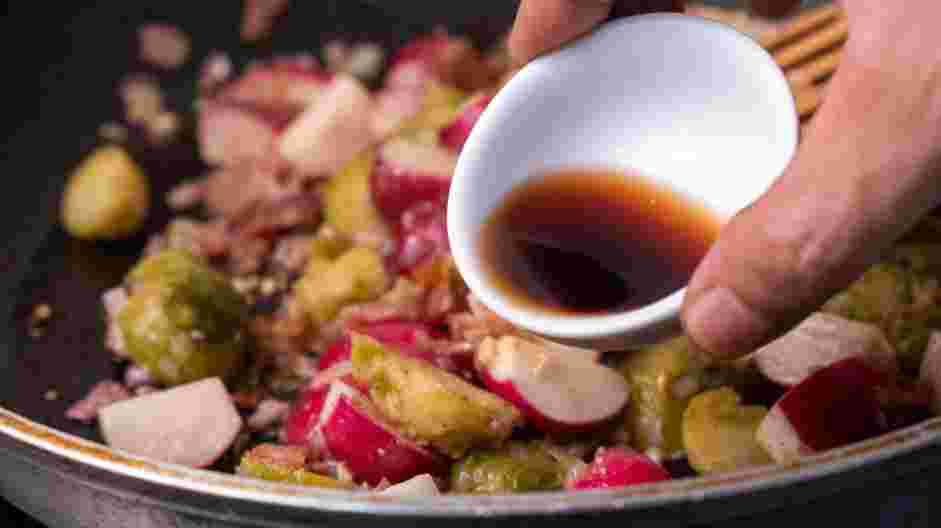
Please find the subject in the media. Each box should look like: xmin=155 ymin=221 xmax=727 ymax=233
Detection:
xmin=390 ymin=200 xmax=450 ymax=273
xmin=203 ymin=161 xmax=300 ymax=218
xmin=219 ymin=60 xmax=329 ymax=113
xmin=66 ymin=381 xmax=131 ymax=423
xmin=102 ymin=288 xmax=129 ymax=357
xmin=247 ymin=399 xmax=292 ymax=431
xmin=199 ymin=52 xmax=233 ymax=92
xmin=270 ymin=235 xmax=314 ymax=274
xmin=120 ymin=74 xmax=164 ymax=126
xmin=229 ymin=194 xmax=322 ymax=240
xmin=447 ymin=295 xmax=518 ymax=344
xmin=241 ymin=0 xmax=292 ymax=42
xmin=196 ymin=98 xmax=285 ymax=168
xmin=123 ymin=365 xmax=155 ymax=389
xmin=389 ymin=31 xmax=499 ymax=92
xmin=166 ymin=180 xmax=206 ymax=211
xmin=242 ymin=443 xmax=308 ymax=471
xmin=138 ymin=23 xmax=191 ymax=69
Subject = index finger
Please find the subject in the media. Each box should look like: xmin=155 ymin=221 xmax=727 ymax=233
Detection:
xmin=508 ymin=0 xmax=684 ymax=66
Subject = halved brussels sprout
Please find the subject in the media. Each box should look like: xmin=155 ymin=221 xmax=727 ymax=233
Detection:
xmin=451 ymin=442 xmax=567 ymax=494
xmin=682 ymin=388 xmax=771 ymax=475
xmin=620 ymin=336 xmax=710 ymax=458
xmin=322 ymin=149 xmax=389 ymax=241
xmin=118 ymin=250 xmax=249 ymax=386
xmin=351 ymin=335 xmax=522 ymax=457
xmin=61 ymin=145 xmax=150 ymax=240
xmin=238 ymin=444 xmax=353 ymax=489
xmin=824 ymin=261 xmax=941 ymax=372
xmin=294 ymin=241 xmax=389 ymax=326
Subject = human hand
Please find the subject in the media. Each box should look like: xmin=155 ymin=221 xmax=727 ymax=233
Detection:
xmin=508 ymin=1 xmax=941 ymax=360
xmin=508 ymin=0 xmax=685 ymax=65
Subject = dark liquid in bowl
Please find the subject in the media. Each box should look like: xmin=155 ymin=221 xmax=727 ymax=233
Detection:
xmin=479 ymin=168 xmax=720 ymax=315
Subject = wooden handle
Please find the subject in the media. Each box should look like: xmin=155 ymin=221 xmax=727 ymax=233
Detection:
xmin=794 ymin=85 xmax=821 ymax=118
xmin=774 ymin=17 xmax=848 ymax=69
xmin=759 ymin=4 xmax=843 ymax=51
xmin=787 ymin=48 xmax=842 ymax=87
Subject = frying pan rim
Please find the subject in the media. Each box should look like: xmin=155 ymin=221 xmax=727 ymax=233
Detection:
xmin=1 ymin=406 xmax=939 ymax=516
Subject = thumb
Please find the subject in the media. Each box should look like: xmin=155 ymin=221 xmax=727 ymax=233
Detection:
xmin=508 ymin=0 xmax=684 ymax=66
xmin=681 ymin=57 xmax=941 ymax=360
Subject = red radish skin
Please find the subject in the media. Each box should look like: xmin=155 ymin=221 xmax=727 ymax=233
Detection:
xmin=753 ymin=313 xmax=897 ymax=388
xmin=475 ymin=336 xmax=629 ymax=434
xmin=283 ymin=361 xmax=356 ymax=447
xmin=98 ymin=378 xmax=242 ymax=468
xmin=318 ymin=322 xmax=473 ymax=380
xmin=317 ymin=335 xmax=354 ymax=372
xmin=357 ymin=321 xmax=475 ymax=381
xmin=277 ymin=75 xmax=375 ymax=177
xmin=317 ymin=382 xmax=448 ymax=485
xmin=283 ymin=386 xmax=328 ymax=447
xmin=391 ymin=201 xmax=450 ymax=273
xmin=361 ymin=319 xmax=445 ymax=345
xmin=567 ymin=448 xmax=670 ymax=490
xmin=370 ymin=139 xmax=456 ymax=222
xmin=439 ymin=93 xmax=492 ymax=151
xmin=757 ymin=357 xmax=886 ymax=464
xmin=476 ymin=368 xmax=575 ymax=434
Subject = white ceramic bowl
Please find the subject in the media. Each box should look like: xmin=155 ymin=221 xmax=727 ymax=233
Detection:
xmin=448 ymin=13 xmax=799 ymax=350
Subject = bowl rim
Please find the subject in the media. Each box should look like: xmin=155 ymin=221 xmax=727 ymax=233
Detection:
xmin=2 ymin=405 xmax=940 ymax=517
xmin=447 ymin=13 xmax=798 ymax=348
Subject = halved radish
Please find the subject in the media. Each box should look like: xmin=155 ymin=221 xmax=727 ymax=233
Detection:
xmin=475 ymin=336 xmax=629 ymax=433
xmin=283 ymin=361 xmax=354 ymax=447
xmin=753 ymin=313 xmax=897 ymax=388
xmin=278 ymin=75 xmax=375 ymax=178
xmin=566 ymin=447 xmax=670 ymax=490
xmin=197 ymin=99 xmax=285 ymax=167
xmin=370 ymin=139 xmax=456 ymax=222
xmin=757 ymin=357 xmax=885 ymax=463
xmin=390 ymin=200 xmax=450 ymax=273
xmin=379 ymin=474 xmax=441 ymax=497
xmin=317 ymin=381 xmax=448 ymax=485
xmin=439 ymin=93 xmax=492 ymax=151
xmin=317 ymin=335 xmax=354 ymax=372
xmin=98 ymin=378 xmax=242 ymax=468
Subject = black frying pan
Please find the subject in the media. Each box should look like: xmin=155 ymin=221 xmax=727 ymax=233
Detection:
xmin=1 ymin=1 xmax=940 ymax=527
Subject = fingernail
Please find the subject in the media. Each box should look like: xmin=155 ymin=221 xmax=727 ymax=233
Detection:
xmin=684 ymin=287 xmax=772 ymax=359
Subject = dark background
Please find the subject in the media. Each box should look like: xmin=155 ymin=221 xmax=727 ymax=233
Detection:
xmin=0 ymin=0 xmax=937 ymax=526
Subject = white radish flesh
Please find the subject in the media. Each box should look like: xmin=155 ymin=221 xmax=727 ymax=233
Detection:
xmin=98 ymin=378 xmax=242 ymax=468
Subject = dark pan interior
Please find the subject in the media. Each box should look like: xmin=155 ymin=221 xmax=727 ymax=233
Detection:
xmin=0 ymin=0 xmax=517 ymax=442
